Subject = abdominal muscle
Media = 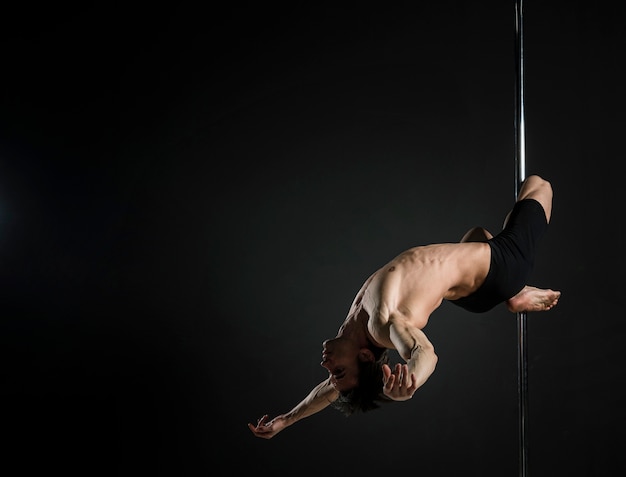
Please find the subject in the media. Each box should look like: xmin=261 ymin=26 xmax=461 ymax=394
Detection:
xmin=362 ymin=242 xmax=491 ymax=331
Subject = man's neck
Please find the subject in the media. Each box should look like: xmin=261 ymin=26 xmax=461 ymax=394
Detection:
xmin=337 ymin=310 xmax=372 ymax=347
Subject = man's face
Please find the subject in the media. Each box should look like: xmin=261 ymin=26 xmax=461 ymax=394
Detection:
xmin=320 ymin=337 xmax=360 ymax=392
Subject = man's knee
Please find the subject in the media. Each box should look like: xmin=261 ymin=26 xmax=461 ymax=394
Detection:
xmin=519 ymin=175 xmax=552 ymax=199
xmin=460 ymin=227 xmax=493 ymax=243
xmin=518 ymin=175 xmax=553 ymax=222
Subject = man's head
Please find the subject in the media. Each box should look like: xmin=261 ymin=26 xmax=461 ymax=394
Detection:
xmin=320 ymin=337 xmax=392 ymax=416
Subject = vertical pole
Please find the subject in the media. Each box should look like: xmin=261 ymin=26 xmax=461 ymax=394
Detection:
xmin=515 ymin=0 xmax=526 ymax=193
xmin=514 ymin=1 xmax=528 ymax=477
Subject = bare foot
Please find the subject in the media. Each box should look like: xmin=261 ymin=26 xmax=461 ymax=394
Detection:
xmin=506 ymin=285 xmax=561 ymax=313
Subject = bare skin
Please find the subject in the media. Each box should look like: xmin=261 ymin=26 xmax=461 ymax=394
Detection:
xmin=457 ymin=237 xmax=560 ymax=313
xmin=459 ymin=175 xmax=560 ymax=313
xmin=507 ymin=286 xmax=559 ymax=312
xmin=248 ymin=175 xmax=561 ymax=439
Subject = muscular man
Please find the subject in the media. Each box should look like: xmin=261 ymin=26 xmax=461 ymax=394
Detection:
xmin=248 ymin=174 xmax=560 ymax=439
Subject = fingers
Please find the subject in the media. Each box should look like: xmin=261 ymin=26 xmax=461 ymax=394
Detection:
xmin=382 ymin=363 xmax=392 ymax=379
xmin=248 ymin=417 xmax=276 ymax=440
xmin=248 ymin=415 xmax=269 ymax=432
xmin=382 ymin=363 xmax=419 ymax=401
xmin=382 ymin=364 xmax=395 ymax=391
xmin=395 ymin=364 xmax=407 ymax=387
xmin=383 ymin=364 xmax=411 ymax=389
xmin=383 ymin=369 xmax=395 ymax=391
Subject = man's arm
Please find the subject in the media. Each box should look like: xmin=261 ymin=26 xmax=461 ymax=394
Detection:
xmin=382 ymin=315 xmax=438 ymax=401
xmin=248 ymin=378 xmax=339 ymax=439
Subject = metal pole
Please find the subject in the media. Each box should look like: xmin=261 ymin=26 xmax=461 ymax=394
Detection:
xmin=514 ymin=1 xmax=528 ymax=476
xmin=515 ymin=0 xmax=526 ymax=193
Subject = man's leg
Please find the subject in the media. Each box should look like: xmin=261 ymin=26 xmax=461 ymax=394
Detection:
xmin=460 ymin=225 xmax=560 ymax=312
xmin=459 ymin=226 xmax=493 ymax=243
xmin=504 ymin=175 xmax=560 ymax=312
xmin=506 ymin=286 xmax=560 ymax=312
xmin=503 ymin=174 xmax=553 ymax=228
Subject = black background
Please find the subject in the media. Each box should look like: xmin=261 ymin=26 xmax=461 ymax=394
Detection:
xmin=1 ymin=2 xmax=624 ymax=476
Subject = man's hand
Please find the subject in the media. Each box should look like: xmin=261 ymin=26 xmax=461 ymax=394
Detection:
xmin=248 ymin=414 xmax=289 ymax=439
xmin=382 ymin=363 xmax=417 ymax=401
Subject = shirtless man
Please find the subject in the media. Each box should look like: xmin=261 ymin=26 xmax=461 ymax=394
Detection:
xmin=248 ymin=174 xmax=560 ymax=439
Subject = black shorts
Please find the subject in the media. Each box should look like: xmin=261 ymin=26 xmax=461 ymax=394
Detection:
xmin=449 ymin=198 xmax=548 ymax=313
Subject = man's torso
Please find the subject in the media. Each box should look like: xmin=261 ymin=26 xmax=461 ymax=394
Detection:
xmin=359 ymin=242 xmax=491 ymax=331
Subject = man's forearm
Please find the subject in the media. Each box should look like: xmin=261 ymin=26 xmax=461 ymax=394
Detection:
xmin=284 ymin=379 xmax=338 ymax=424
xmin=407 ymin=346 xmax=438 ymax=389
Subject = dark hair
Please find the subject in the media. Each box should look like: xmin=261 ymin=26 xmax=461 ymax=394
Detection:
xmin=330 ymin=346 xmax=393 ymax=416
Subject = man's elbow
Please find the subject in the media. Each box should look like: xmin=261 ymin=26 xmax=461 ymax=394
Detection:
xmin=429 ymin=349 xmax=438 ymax=371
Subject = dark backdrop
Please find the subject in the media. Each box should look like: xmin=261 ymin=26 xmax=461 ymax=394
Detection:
xmin=1 ymin=2 xmax=624 ymax=476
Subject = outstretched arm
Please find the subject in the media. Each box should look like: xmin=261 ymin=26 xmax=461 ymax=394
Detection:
xmin=248 ymin=378 xmax=339 ymax=439
xmin=382 ymin=315 xmax=438 ymax=401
